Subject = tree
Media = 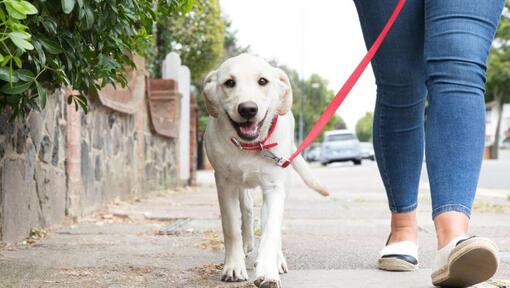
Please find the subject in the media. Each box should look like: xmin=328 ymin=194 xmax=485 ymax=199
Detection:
xmin=486 ymin=0 xmax=510 ymax=159
xmin=152 ymin=0 xmax=224 ymax=83
xmin=355 ymin=112 xmax=373 ymax=142
xmin=279 ymin=66 xmax=346 ymax=142
xmin=223 ymin=18 xmax=250 ymax=59
xmin=195 ymin=16 xmax=250 ymax=134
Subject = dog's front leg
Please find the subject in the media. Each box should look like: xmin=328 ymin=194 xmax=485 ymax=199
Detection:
xmin=239 ymin=189 xmax=254 ymax=256
xmin=215 ymin=173 xmax=248 ymax=282
xmin=254 ymin=183 xmax=285 ymax=288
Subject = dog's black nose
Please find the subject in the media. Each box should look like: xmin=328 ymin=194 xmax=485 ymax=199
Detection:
xmin=238 ymin=101 xmax=258 ymax=120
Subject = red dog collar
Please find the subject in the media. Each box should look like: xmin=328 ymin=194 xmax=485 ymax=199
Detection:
xmin=230 ymin=115 xmax=279 ymax=151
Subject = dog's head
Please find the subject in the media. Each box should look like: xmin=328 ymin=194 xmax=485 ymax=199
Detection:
xmin=203 ymin=54 xmax=292 ymax=141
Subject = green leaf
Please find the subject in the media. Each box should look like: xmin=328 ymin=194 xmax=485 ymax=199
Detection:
xmin=42 ymin=19 xmax=57 ymax=34
xmin=10 ymin=22 xmax=29 ymax=31
xmin=1 ymin=81 xmax=32 ymax=95
xmin=32 ymin=40 xmax=46 ymax=65
xmin=39 ymin=38 xmax=64 ymax=54
xmin=61 ymin=0 xmax=76 ymax=14
xmin=0 ymin=67 xmax=19 ymax=83
xmin=9 ymin=31 xmax=31 ymax=40
xmin=13 ymin=56 xmax=22 ymax=68
xmin=17 ymin=1 xmax=38 ymax=14
xmin=14 ymin=69 xmax=35 ymax=81
xmin=0 ymin=6 xmax=5 ymax=22
xmin=0 ymin=54 xmax=4 ymax=63
xmin=35 ymin=81 xmax=47 ymax=109
xmin=4 ymin=2 xmax=27 ymax=19
xmin=9 ymin=34 xmax=34 ymax=51
xmin=75 ymin=94 xmax=88 ymax=113
xmin=1 ymin=55 xmax=11 ymax=66
xmin=84 ymin=7 xmax=94 ymax=29
xmin=5 ymin=0 xmax=37 ymax=15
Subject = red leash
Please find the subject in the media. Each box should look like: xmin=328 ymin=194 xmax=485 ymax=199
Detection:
xmin=279 ymin=0 xmax=406 ymax=168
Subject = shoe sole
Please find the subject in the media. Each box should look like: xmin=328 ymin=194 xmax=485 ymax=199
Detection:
xmin=431 ymin=238 xmax=498 ymax=287
xmin=378 ymin=257 xmax=417 ymax=272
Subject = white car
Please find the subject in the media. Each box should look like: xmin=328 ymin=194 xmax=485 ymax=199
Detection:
xmin=360 ymin=142 xmax=375 ymax=161
xmin=502 ymin=138 xmax=510 ymax=149
xmin=320 ymin=130 xmax=363 ymax=166
xmin=304 ymin=143 xmax=321 ymax=162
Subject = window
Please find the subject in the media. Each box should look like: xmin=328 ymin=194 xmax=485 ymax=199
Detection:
xmin=326 ymin=134 xmax=355 ymax=142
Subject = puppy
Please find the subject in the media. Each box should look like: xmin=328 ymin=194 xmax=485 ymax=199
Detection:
xmin=203 ymin=54 xmax=329 ymax=288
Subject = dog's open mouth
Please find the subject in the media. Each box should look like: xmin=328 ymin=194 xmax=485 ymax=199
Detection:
xmin=228 ymin=112 xmax=268 ymax=141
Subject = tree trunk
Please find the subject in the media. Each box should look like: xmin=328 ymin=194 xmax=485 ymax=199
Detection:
xmin=490 ymin=96 xmax=504 ymax=159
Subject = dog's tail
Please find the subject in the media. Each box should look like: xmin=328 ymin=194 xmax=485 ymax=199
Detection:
xmin=291 ymin=153 xmax=330 ymax=196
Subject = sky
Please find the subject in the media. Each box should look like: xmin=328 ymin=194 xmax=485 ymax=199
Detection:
xmin=219 ymin=0 xmax=377 ymax=130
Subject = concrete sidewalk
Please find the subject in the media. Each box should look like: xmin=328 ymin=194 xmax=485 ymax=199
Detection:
xmin=1 ymin=155 xmax=509 ymax=287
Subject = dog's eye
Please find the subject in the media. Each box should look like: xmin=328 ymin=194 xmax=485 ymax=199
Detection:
xmin=224 ymin=79 xmax=236 ymax=88
xmin=258 ymin=77 xmax=268 ymax=86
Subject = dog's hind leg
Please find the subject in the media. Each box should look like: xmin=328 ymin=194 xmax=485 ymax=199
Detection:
xmin=239 ymin=189 xmax=254 ymax=256
xmin=215 ymin=173 xmax=248 ymax=282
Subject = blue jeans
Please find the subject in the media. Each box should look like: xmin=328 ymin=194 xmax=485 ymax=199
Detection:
xmin=354 ymin=0 xmax=504 ymax=218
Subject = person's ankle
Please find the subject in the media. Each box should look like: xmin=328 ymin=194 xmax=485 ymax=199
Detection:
xmin=388 ymin=212 xmax=418 ymax=245
xmin=388 ymin=227 xmax=418 ymax=245
xmin=436 ymin=230 xmax=467 ymax=249
xmin=433 ymin=211 xmax=469 ymax=249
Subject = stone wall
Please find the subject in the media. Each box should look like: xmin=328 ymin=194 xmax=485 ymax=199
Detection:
xmin=0 ymin=85 xmax=182 ymax=242
xmin=0 ymin=92 xmax=67 ymax=242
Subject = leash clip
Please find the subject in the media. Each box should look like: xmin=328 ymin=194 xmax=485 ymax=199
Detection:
xmin=260 ymin=149 xmax=290 ymax=167
xmin=230 ymin=137 xmax=243 ymax=150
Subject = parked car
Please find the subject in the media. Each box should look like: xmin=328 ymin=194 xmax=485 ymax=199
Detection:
xmin=360 ymin=142 xmax=375 ymax=161
xmin=305 ymin=143 xmax=321 ymax=162
xmin=320 ymin=130 xmax=363 ymax=166
xmin=502 ymin=138 xmax=510 ymax=149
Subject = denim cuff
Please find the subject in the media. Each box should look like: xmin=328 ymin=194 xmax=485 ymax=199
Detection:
xmin=432 ymin=204 xmax=472 ymax=219
xmin=389 ymin=203 xmax=418 ymax=214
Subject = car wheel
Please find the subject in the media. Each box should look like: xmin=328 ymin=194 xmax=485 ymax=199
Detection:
xmin=353 ymin=159 xmax=362 ymax=165
xmin=321 ymin=162 xmax=328 ymax=166
xmin=370 ymin=156 xmax=375 ymax=161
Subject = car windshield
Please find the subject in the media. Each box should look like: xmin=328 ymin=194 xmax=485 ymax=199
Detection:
xmin=325 ymin=134 xmax=355 ymax=142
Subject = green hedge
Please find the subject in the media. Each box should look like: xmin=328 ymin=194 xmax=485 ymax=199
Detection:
xmin=0 ymin=0 xmax=194 ymax=119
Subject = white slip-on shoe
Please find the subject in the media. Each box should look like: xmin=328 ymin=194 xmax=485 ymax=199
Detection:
xmin=431 ymin=235 xmax=499 ymax=287
xmin=378 ymin=236 xmax=419 ymax=272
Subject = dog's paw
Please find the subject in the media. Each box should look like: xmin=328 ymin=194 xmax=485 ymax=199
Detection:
xmin=277 ymin=250 xmax=288 ymax=274
xmin=243 ymin=237 xmax=254 ymax=256
xmin=254 ymin=277 xmax=282 ymax=288
xmin=255 ymin=257 xmax=280 ymax=287
xmin=221 ymin=262 xmax=248 ymax=282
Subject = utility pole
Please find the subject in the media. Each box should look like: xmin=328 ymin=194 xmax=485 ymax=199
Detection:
xmin=299 ymin=86 xmax=305 ymax=144
xmin=299 ymin=7 xmax=305 ymax=144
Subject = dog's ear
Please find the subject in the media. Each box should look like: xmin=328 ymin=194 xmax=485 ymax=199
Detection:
xmin=275 ymin=68 xmax=293 ymax=116
xmin=203 ymin=70 xmax=219 ymax=118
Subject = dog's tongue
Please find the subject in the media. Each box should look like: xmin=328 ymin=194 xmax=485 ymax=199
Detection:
xmin=239 ymin=121 xmax=259 ymax=136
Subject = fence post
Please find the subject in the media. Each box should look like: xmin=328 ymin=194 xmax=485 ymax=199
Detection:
xmin=162 ymin=52 xmax=190 ymax=184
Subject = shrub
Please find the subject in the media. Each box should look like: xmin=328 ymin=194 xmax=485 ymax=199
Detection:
xmin=0 ymin=0 xmax=195 ymax=119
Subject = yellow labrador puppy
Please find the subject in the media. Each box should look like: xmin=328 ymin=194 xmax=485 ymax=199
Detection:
xmin=203 ymin=54 xmax=329 ymax=288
